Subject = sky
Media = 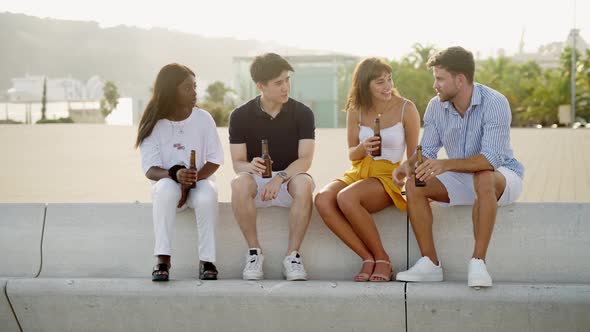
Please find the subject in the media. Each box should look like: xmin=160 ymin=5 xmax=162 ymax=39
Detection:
xmin=2 ymin=0 xmax=588 ymax=59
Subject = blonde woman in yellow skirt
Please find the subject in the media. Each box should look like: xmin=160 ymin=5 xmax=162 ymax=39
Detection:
xmin=314 ymin=58 xmax=420 ymax=281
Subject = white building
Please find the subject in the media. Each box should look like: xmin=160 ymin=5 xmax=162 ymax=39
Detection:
xmin=512 ymin=29 xmax=588 ymax=69
xmin=6 ymin=75 xmax=105 ymax=102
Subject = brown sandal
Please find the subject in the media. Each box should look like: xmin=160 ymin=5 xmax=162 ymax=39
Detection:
xmin=354 ymin=260 xmax=375 ymax=282
xmin=369 ymin=260 xmax=393 ymax=282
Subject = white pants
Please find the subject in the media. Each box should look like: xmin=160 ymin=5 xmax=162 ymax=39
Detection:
xmin=151 ymin=178 xmax=218 ymax=262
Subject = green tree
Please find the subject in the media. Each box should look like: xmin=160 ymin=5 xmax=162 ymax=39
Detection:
xmin=477 ymin=56 xmax=512 ymax=88
xmin=521 ymin=69 xmax=566 ymax=125
xmin=206 ymin=81 xmax=232 ymax=104
xmin=477 ymin=57 xmax=542 ymax=125
xmin=201 ymin=81 xmax=235 ymax=126
xmin=41 ymin=76 xmax=47 ymax=121
xmin=387 ymin=44 xmax=439 ymax=120
xmin=200 ymin=100 xmax=229 ymax=126
xmin=574 ymin=49 xmax=590 ymax=121
xmin=100 ymin=81 xmax=120 ymax=118
xmin=407 ymin=43 xmax=437 ymax=69
xmin=390 ymin=57 xmax=434 ymax=120
xmin=518 ymin=47 xmax=587 ymax=126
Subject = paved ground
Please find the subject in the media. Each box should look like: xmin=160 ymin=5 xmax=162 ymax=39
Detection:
xmin=1 ymin=125 xmax=588 ymax=203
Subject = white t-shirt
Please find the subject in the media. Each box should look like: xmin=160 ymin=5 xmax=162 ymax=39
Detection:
xmin=140 ymin=108 xmax=224 ymax=180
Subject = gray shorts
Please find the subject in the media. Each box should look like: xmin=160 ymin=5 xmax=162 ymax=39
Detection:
xmin=435 ymin=167 xmax=523 ymax=206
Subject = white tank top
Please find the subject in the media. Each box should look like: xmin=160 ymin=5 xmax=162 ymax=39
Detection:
xmin=358 ymin=100 xmax=407 ymax=164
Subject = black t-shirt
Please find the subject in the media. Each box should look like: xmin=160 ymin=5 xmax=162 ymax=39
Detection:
xmin=229 ymin=96 xmax=315 ymax=171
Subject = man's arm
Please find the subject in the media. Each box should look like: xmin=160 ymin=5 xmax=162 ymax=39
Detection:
xmin=393 ymin=100 xmax=442 ymax=185
xmin=445 ymin=155 xmax=493 ymax=172
xmin=282 ymin=139 xmax=314 ymax=178
xmin=230 ymin=143 xmax=266 ymax=175
xmin=258 ymin=139 xmax=314 ymax=202
xmin=480 ymin=96 xmax=512 ymax=170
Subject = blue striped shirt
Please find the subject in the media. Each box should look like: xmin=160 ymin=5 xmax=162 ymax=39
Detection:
xmin=421 ymin=83 xmax=524 ymax=178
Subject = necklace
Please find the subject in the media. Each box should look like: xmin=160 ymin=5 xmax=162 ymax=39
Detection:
xmin=170 ymin=120 xmax=186 ymax=135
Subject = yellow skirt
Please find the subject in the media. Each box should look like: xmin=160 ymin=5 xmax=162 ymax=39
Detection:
xmin=338 ymin=156 xmax=406 ymax=211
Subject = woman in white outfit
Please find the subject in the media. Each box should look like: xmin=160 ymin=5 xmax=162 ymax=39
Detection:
xmin=135 ymin=63 xmax=224 ymax=281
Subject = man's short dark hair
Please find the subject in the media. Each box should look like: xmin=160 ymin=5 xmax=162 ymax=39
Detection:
xmin=426 ymin=46 xmax=475 ymax=84
xmin=250 ymin=53 xmax=294 ymax=84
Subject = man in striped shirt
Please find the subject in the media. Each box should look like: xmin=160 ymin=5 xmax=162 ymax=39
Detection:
xmin=393 ymin=46 xmax=524 ymax=288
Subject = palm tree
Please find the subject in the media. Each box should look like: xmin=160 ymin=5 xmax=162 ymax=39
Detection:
xmin=408 ymin=43 xmax=437 ymax=69
xmin=41 ymin=77 xmax=47 ymax=121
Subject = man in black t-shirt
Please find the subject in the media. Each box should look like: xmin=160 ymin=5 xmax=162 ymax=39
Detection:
xmin=229 ymin=53 xmax=316 ymax=281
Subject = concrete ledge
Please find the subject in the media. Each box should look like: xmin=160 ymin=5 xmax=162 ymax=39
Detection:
xmin=40 ymin=203 xmax=408 ymax=280
xmin=7 ymin=278 xmax=406 ymax=332
xmin=0 ymin=203 xmax=45 ymax=277
xmin=409 ymin=203 xmax=590 ymax=282
xmin=2 ymin=202 xmax=590 ymax=331
xmin=406 ymin=282 xmax=590 ymax=332
xmin=0 ymin=279 xmax=20 ymax=332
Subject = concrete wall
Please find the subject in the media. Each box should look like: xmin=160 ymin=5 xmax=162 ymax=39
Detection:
xmin=0 ymin=203 xmax=46 ymax=332
xmin=2 ymin=202 xmax=590 ymax=331
xmin=408 ymin=203 xmax=590 ymax=282
xmin=39 ymin=203 xmax=408 ymax=280
xmin=0 ymin=203 xmax=45 ymax=277
xmin=1 ymin=279 xmax=21 ymax=332
xmin=8 ymin=279 xmax=406 ymax=332
xmin=407 ymin=282 xmax=590 ymax=332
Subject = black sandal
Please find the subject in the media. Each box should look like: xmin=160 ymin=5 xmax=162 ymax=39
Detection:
xmin=152 ymin=263 xmax=170 ymax=282
xmin=199 ymin=261 xmax=218 ymax=280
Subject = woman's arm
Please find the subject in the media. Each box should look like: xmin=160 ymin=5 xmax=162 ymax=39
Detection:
xmin=347 ymin=109 xmax=374 ymax=161
xmin=197 ymin=162 xmax=220 ymax=181
xmin=402 ymin=101 xmax=421 ymax=160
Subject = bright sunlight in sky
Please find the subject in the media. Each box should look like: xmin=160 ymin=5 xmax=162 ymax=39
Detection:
xmin=2 ymin=0 xmax=588 ymax=59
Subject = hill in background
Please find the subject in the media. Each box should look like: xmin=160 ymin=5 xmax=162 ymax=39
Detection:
xmin=0 ymin=12 xmax=321 ymax=100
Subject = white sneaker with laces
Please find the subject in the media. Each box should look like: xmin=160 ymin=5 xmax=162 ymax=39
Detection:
xmin=396 ymin=256 xmax=443 ymax=282
xmin=468 ymin=258 xmax=492 ymax=287
xmin=282 ymin=251 xmax=307 ymax=281
xmin=242 ymin=248 xmax=264 ymax=280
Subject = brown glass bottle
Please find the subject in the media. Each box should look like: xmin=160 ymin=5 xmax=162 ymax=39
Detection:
xmin=178 ymin=149 xmax=196 ymax=208
xmin=371 ymin=116 xmax=382 ymax=157
xmin=189 ymin=149 xmax=197 ymax=189
xmin=261 ymin=139 xmax=272 ymax=178
xmin=415 ymin=145 xmax=426 ymax=187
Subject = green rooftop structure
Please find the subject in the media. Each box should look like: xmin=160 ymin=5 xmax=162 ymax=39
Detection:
xmin=233 ymin=55 xmax=359 ymax=128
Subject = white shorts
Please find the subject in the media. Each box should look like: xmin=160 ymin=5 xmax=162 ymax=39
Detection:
xmin=435 ymin=167 xmax=523 ymax=207
xmin=239 ymin=172 xmax=315 ymax=208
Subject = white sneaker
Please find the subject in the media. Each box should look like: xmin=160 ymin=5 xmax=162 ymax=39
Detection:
xmin=282 ymin=251 xmax=307 ymax=281
xmin=242 ymin=248 xmax=264 ymax=280
xmin=396 ymin=256 xmax=443 ymax=282
xmin=468 ymin=258 xmax=492 ymax=287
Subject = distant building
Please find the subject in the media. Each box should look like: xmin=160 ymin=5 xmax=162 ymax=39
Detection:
xmin=233 ymin=54 xmax=359 ymax=128
xmin=6 ymin=75 xmax=104 ymax=102
xmin=512 ymin=29 xmax=588 ymax=69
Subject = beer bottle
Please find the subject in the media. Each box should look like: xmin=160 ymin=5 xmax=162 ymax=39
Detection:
xmin=178 ymin=149 xmax=196 ymax=208
xmin=261 ymin=138 xmax=272 ymax=178
xmin=415 ymin=145 xmax=426 ymax=187
xmin=371 ymin=115 xmax=382 ymax=157
xmin=189 ymin=149 xmax=197 ymax=189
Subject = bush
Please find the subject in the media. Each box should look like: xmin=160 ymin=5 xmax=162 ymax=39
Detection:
xmin=0 ymin=119 xmax=23 ymax=124
xmin=199 ymin=101 xmax=232 ymax=127
xmin=36 ymin=117 xmax=74 ymax=124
